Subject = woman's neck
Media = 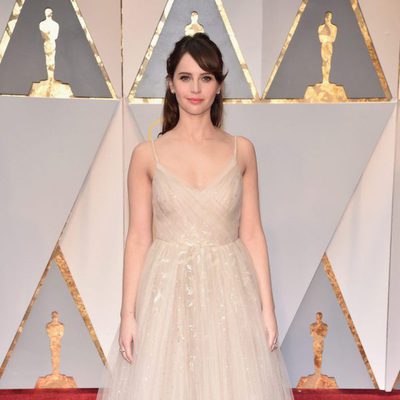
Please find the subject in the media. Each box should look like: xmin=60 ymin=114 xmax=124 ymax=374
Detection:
xmin=173 ymin=112 xmax=218 ymax=141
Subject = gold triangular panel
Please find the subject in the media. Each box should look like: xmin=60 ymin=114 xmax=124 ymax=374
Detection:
xmin=0 ymin=0 xmax=116 ymax=98
xmin=128 ymin=0 xmax=258 ymax=104
xmin=0 ymin=244 xmax=106 ymax=385
xmin=263 ymin=0 xmax=391 ymax=102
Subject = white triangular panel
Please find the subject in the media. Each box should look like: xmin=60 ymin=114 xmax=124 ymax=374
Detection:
xmin=386 ymin=103 xmax=400 ymax=390
xmin=222 ymin=102 xmax=394 ymax=341
xmin=327 ymin=108 xmax=397 ymax=389
xmin=358 ymin=0 xmax=400 ymax=97
xmin=219 ymin=0 xmax=263 ymax=94
xmin=0 ymin=0 xmax=15 ymax=38
xmin=123 ymin=101 xmax=145 ymax=237
xmin=129 ymin=101 xmax=394 ymax=347
xmin=128 ymin=104 xmax=163 ymax=142
xmin=0 ymin=97 xmax=118 ymax=364
xmin=122 ymin=0 xmax=165 ymax=96
xmin=77 ymin=0 xmax=122 ymax=97
xmin=59 ymin=102 xmax=124 ymax=357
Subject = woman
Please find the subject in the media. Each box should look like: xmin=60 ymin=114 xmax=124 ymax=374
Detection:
xmin=97 ymin=33 xmax=293 ymax=400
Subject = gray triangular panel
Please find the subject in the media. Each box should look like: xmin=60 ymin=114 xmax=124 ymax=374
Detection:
xmin=281 ymin=262 xmax=373 ymax=388
xmin=0 ymin=261 xmax=103 ymax=388
xmin=265 ymin=0 xmax=387 ymax=99
xmin=134 ymin=0 xmax=253 ymax=99
xmin=0 ymin=0 xmax=112 ymax=97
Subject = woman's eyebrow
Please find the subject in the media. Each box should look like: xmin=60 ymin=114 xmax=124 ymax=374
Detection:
xmin=176 ymin=72 xmax=211 ymax=75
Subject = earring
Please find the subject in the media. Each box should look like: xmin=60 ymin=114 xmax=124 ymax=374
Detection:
xmin=216 ymin=89 xmax=221 ymax=95
xmin=171 ymin=89 xmax=175 ymax=94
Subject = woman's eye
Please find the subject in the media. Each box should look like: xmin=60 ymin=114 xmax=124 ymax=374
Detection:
xmin=202 ymin=75 xmax=213 ymax=82
xmin=179 ymin=75 xmax=190 ymax=81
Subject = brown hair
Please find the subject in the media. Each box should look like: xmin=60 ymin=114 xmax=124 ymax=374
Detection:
xmin=159 ymin=33 xmax=227 ymax=136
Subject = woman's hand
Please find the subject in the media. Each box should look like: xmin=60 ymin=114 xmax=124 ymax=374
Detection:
xmin=262 ymin=308 xmax=279 ymax=352
xmin=118 ymin=314 xmax=137 ymax=363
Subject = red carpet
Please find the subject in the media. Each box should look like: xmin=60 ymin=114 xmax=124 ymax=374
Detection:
xmin=0 ymin=389 xmax=96 ymax=400
xmin=293 ymin=389 xmax=400 ymax=399
xmin=0 ymin=388 xmax=399 ymax=399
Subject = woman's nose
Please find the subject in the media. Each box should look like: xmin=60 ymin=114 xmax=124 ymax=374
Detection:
xmin=191 ymin=79 xmax=200 ymax=93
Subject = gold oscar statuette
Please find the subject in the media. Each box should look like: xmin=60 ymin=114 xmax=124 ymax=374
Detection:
xmin=297 ymin=312 xmax=338 ymax=389
xmin=304 ymin=11 xmax=347 ymax=102
xmin=29 ymin=8 xmax=73 ymax=98
xmin=184 ymin=11 xmax=205 ymax=37
xmin=35 ymin=311 xmax=77 ymax=388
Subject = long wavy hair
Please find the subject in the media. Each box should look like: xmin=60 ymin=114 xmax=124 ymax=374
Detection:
xmin=159 ymin=33 xmax=227 ymax=136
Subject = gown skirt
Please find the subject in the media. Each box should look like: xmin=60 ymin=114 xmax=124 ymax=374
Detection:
xmin=96 ymin=136 xmax=294 ymax=400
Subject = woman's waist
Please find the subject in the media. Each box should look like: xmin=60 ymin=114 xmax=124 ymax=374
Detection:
xmin=153 ymin=235 xmax=240 ymax=247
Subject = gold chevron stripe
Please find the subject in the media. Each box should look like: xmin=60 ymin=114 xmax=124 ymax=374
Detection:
xmin=322 ymin=253 xmax=378 ymax=388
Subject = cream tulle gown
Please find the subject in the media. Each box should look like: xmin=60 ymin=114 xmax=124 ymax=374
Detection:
xmin=96 ymin=135 xmax=294 ymax=400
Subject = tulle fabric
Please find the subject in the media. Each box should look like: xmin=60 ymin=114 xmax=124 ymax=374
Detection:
xmin=96 ymin=136 xmax=294 ymax=400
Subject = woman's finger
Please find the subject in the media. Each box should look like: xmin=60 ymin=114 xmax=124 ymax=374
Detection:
xmin=119 ymin=336 xmax=133 ymax=363
xmin=122 ymin=339 xmax=133 ymax=363
xmin=268 ymin=333 xmax=278 ymax=351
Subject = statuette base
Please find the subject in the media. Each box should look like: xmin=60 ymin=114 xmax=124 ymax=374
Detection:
xmin=35 ymin=372 xmax=77 ymax=388
xmin=29 ymin=79 xmax=73 ymax=98
xmin=304 ymin=82 xmax=347 ymax=102
xmin=297 ymin=372 xmax=338 ymax=389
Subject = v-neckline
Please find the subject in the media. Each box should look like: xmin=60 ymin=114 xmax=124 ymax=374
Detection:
xmin=155 ymin=155 xmax=239 ymax=192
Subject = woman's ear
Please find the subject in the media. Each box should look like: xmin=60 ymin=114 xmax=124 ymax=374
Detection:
xmin=167 ymin=77 xmax=175 ymax=94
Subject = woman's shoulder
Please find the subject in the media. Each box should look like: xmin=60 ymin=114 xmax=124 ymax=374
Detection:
xmin=128 ymin=139 xmax=157 ymax=171
xmin=130 ymin=139 xmax=153 ymax=158
xmin=230 ymin=134 xmax=255 ymax=155
xmin=234 ymin=134 xmax=253 ymax=145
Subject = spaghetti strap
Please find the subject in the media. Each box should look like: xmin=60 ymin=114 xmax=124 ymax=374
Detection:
xmin=233 ymin=135 xmax=237 ymax=159
xmin=151 ymin=139 xmax=160 ymax=164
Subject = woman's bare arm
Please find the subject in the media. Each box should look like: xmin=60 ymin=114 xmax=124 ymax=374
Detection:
xmin=119 ymin=141 xmax=154 ymax=362
xmin=237 ymin=136 xmax=278 ymax=349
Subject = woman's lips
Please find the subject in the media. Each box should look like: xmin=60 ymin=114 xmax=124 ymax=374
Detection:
xmin=187 ymin=98 xmax=204 ymax=104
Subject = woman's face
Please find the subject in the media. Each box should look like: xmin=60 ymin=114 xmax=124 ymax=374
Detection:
xmin=169 ymin=52 xmax=221 ymax=119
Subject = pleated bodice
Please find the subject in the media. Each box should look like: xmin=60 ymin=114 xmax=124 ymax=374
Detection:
xmin=151 ymin=135 xmax=242 ymax=247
